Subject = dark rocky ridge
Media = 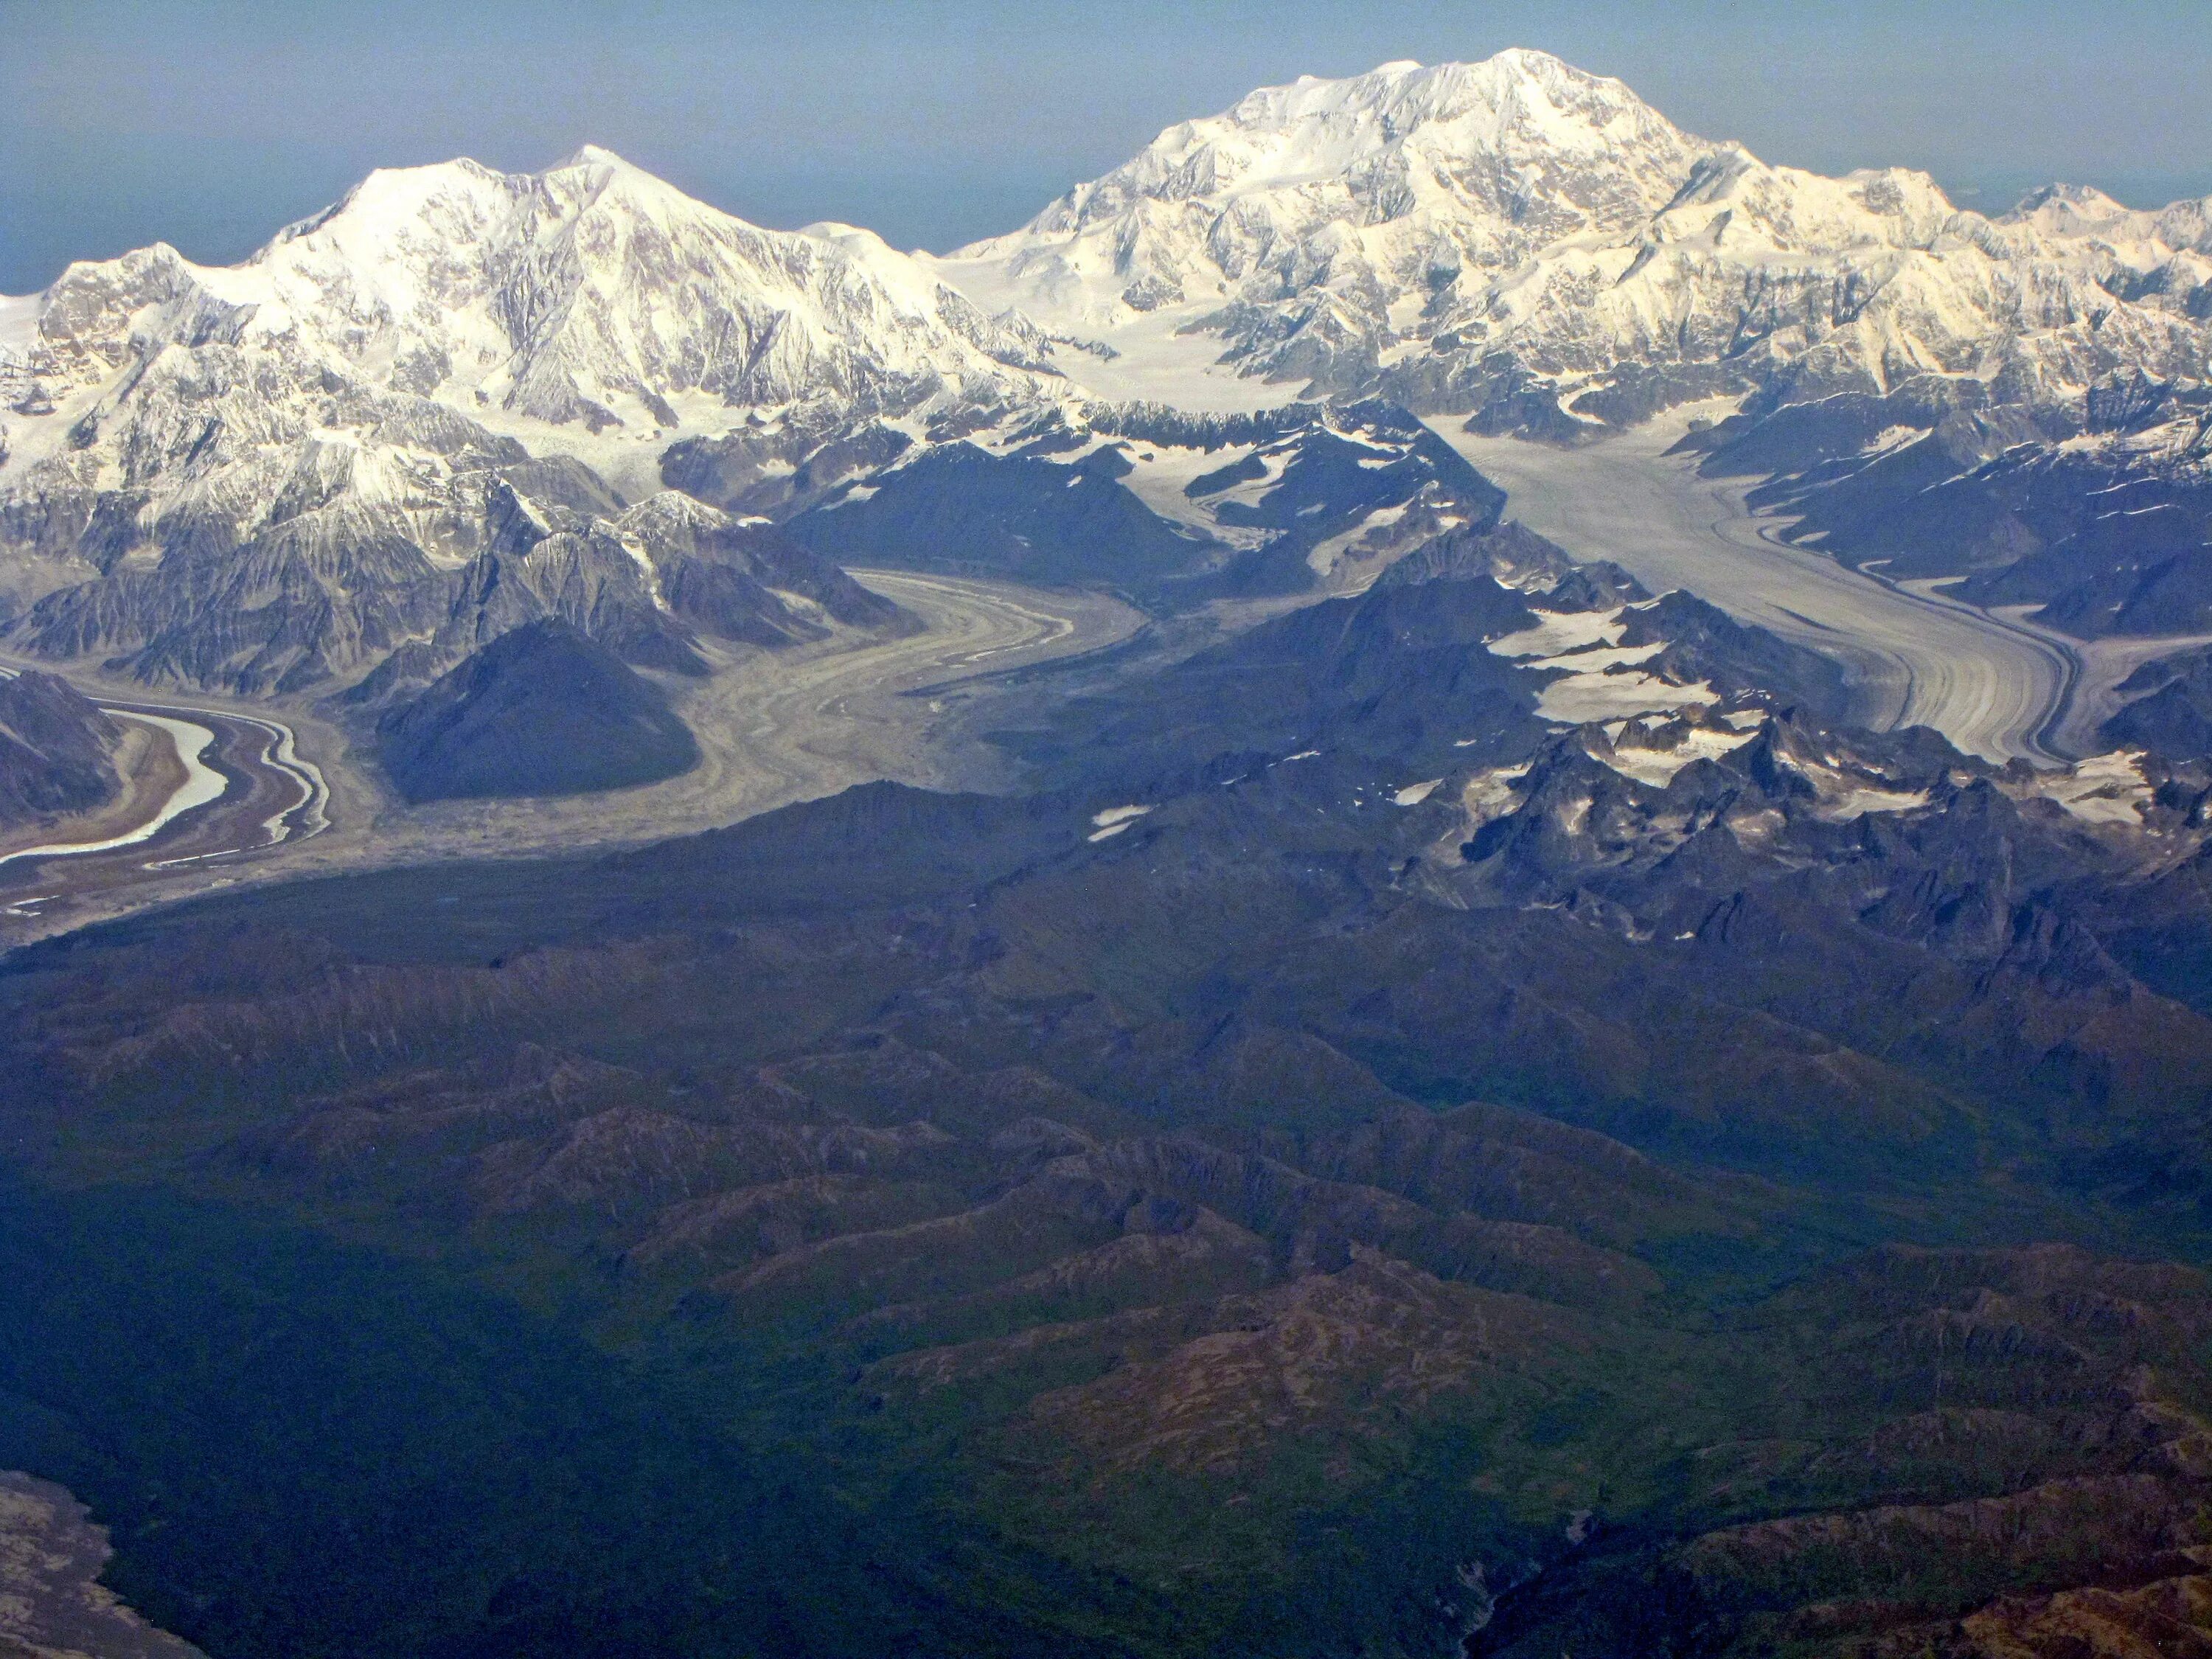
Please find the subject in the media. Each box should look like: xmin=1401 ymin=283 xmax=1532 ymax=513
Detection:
xmin=0 ymin=670 xmax=124 ymax=829
xmin=792 ymin=441 xmax=1214 ymax=592
xmin=2102 ymin=644 xmax=2212 ymax=759
xmin=785 ymin=400 xmax=1503 ymax=605
xmin=373 ymin=619 xmax=700 ymax=803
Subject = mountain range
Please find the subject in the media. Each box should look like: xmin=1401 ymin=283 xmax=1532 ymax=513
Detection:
xmin=4 ymin=49 xmax=2211 ymax=714
xmin=8 ymin=46 xmax=2212 ymax=1659
xmin=11 ymin=536 xmax=2212 ymax=1656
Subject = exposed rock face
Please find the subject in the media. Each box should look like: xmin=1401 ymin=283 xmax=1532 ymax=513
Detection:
xmin=373 ymin=618 xmax=700 ymax=801
xmin=658 ymin=414 xmax=920 ymax=519
xmin=335 ymin=483 xmax=916 ymax=712
xmin=0 ymin=670 xmax=123 ymax=828
xmin=1 ymin=446 xmax=911 ymax=700
xmin=2103 ymin=645 xmax=2212 ymax=757
xmin=613 ymin=491 xmax=907 ymax=636
xmin=1372 ymin=518 xmax=1596 ymax=594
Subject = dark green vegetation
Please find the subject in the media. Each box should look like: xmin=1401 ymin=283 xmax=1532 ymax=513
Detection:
xmin=7 ymin=549 xmax=2212 ymax=1657
xmin=375 ymin=619 xmax=701 ymax=802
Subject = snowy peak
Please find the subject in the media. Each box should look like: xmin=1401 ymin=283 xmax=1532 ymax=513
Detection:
xmin=962 ymin=50 xmax=1709 ymax=287
xmin=2000 ymin=180 xmax=2212 ymax=256
xmin=2008 ymin=181 xmax=2132 ymax=224
xmin=555 ymin=142 xmax=637 ymax=172
xmin=937 ymin=49 xmax=2212 ymax=434
xmin=936 ymin=49 xmax=1726 ymax=363
xmin=1032 ymin=49 xmax=1698 ymax=224
xmin=13 ymin=145 xmax=1053 ymax=456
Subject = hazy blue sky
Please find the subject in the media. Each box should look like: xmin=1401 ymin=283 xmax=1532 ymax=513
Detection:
xmin=7 ymin=0 xmax=2211 ymax=292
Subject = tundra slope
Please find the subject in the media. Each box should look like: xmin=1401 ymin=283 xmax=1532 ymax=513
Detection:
xmin=9 ymin=546 xmax=2212 ymax=1656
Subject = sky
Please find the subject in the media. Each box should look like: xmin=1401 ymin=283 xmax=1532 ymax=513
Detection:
xmin=6 ymin=0 xmax=2212 ymax=293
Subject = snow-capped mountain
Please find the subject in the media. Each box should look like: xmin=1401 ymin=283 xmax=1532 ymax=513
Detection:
xmin=945 ymin=52 xmax=1708 ymax=319
xmin=10 ymin=144 xmax=1048 ymax=450
xmin=0 ymin=145 xmax=1051 ymax=583
xmin=6 ymin=52 xmax=2212 ymax=700
xmin=933 ymin=50 xmax=2212 ymax=435
xmin=0 ymin=147 xmax=1044 ymax=688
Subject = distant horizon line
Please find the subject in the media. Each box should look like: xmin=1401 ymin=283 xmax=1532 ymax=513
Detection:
xmin=9 ymin=39 xmax=2212 ymax=296
xmin=10 ymin=150 xmax=2212 ymax=302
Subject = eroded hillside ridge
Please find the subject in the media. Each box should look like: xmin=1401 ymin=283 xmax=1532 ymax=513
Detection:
xmin=0 ymin=669 xmax=125 ymax=828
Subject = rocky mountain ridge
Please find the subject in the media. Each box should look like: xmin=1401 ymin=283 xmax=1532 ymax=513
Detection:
xmin=1684 ymin=369 xmax=2212 ymax=641
xmin=374 ymin=618 xmax=701 ymax=802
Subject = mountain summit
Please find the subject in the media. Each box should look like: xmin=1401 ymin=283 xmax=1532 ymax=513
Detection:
xmin=0 ymin=150 xmax=1029 ymax=688
xmin=954 ymin=49 xmax=1709 ymax=313
xmin=15 ymin=145 xmax=1047 ymax=451
xmin=936 ymin=49 xmax=2212 ymax=432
